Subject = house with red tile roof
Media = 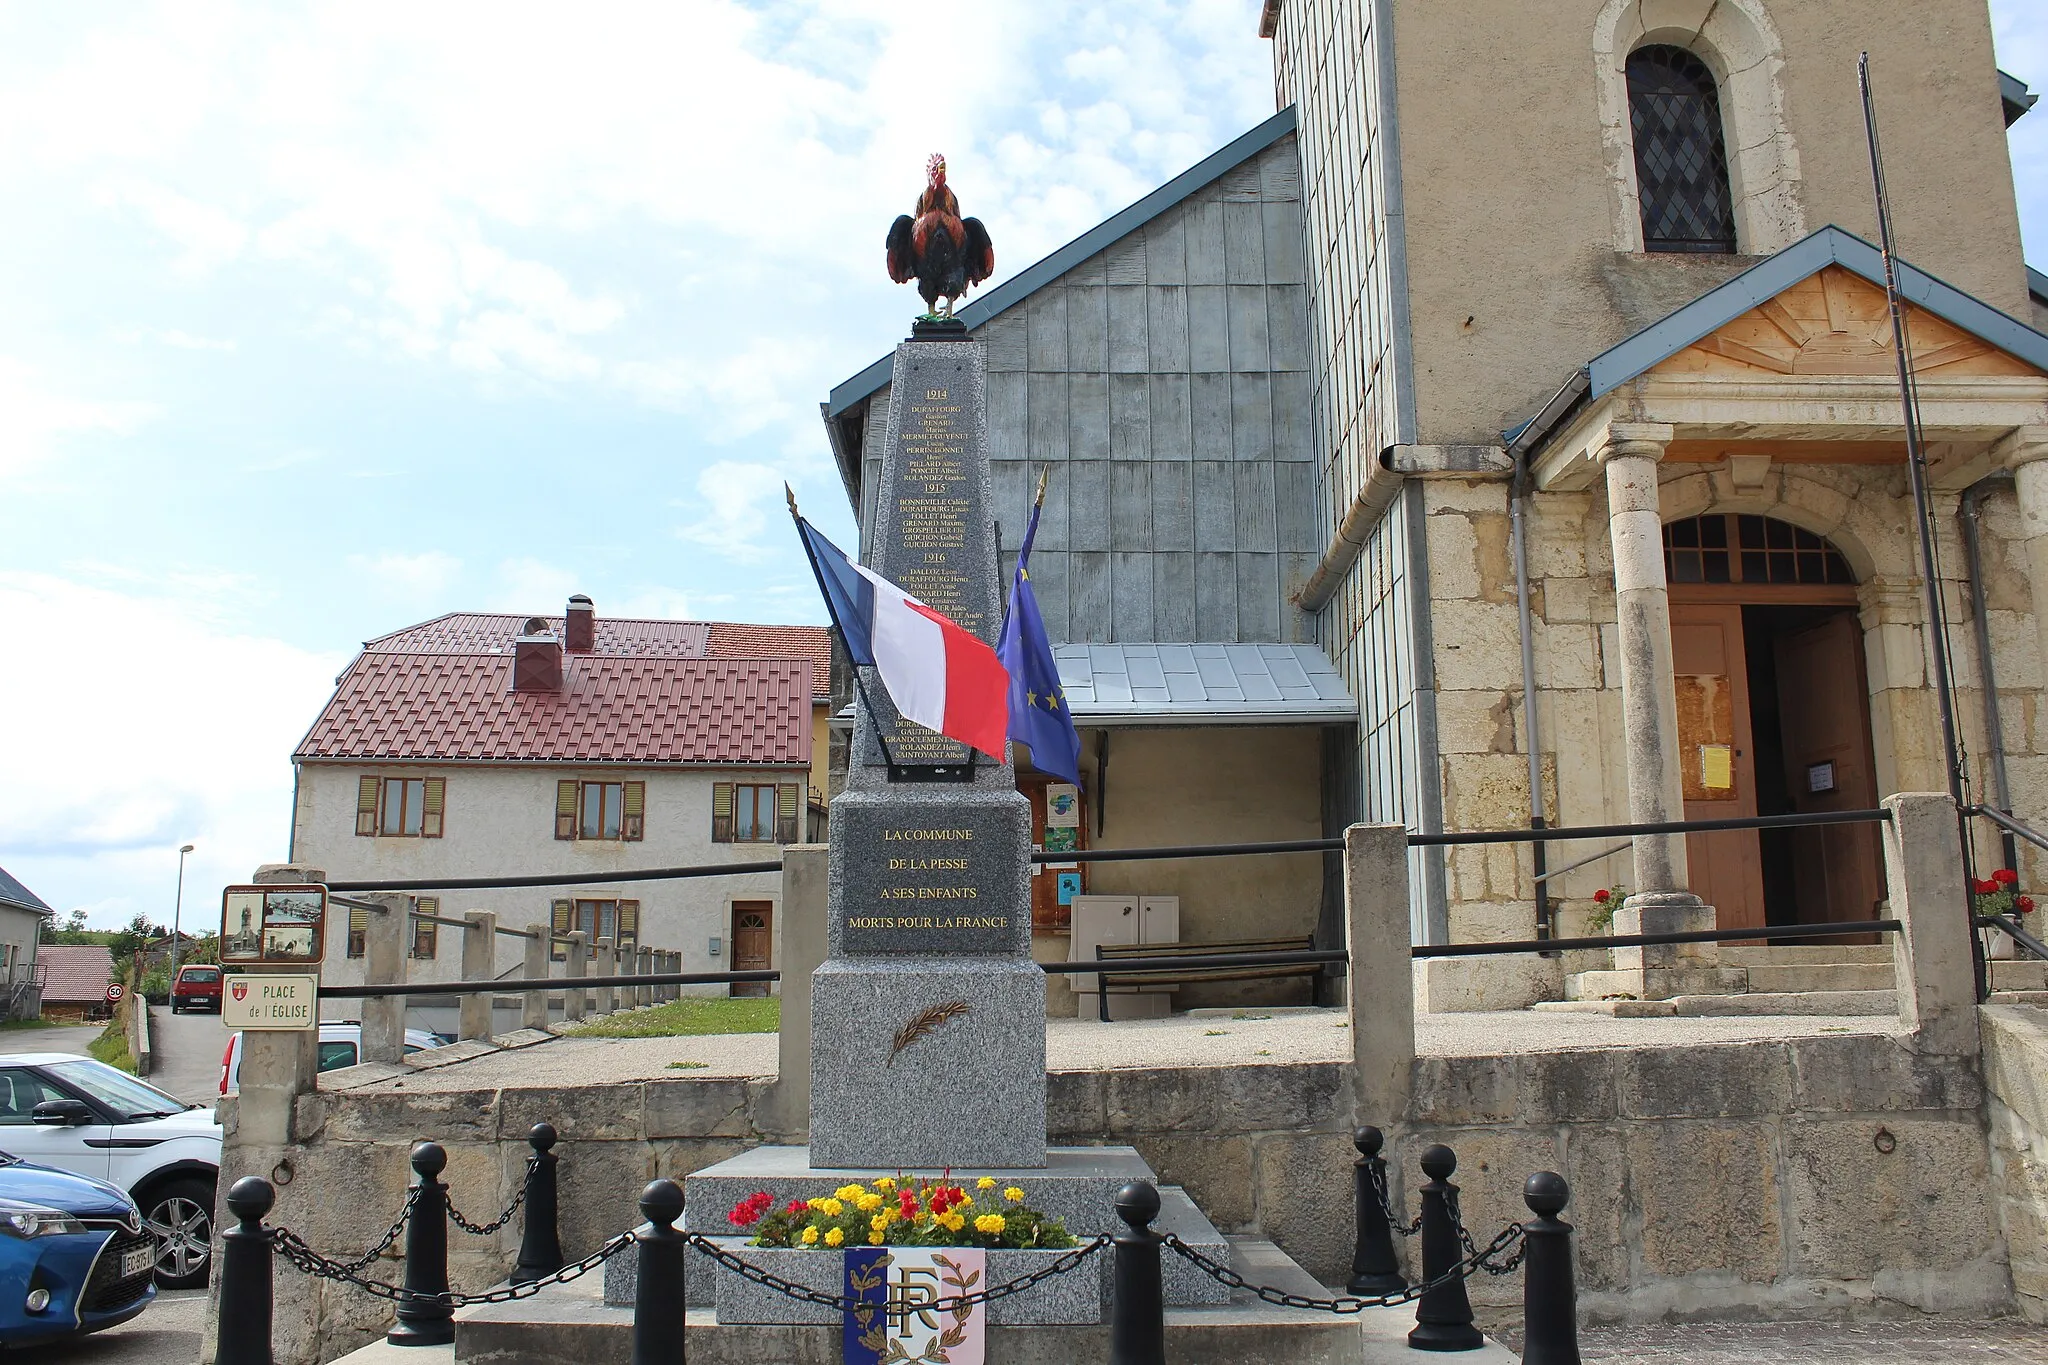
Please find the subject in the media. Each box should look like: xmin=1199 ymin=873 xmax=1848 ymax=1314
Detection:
xmin=35 ymin=944 xmax=113 ymax=1023
xmin=290 ymin=595 xmax=832 ymax=1030
xmin=0 ymin=865 xmax=51 ymax=1020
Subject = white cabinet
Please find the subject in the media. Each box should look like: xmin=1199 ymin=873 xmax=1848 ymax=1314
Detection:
xmin=1069 ymin=894 xmax=1179 ymax=1020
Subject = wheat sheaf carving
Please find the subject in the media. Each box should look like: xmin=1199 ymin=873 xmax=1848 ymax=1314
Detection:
xmin=887 ymin=1000 xmax=971 ymax=1066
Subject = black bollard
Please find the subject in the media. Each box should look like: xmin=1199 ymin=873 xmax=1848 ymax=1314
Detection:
xmin=633 ymin=1180 xmax=688 ymax=1365
xmin=1109 ymin=1181 xmax=1166 ymax=1365
xmin=215 ymin=1177 xmax=276 ymax=1365
xmin=1407 ymin=1144 xmax=1484 ymax=1352
xmin=1349 ymin=1126 xmax=1407 ymax=1295
xmin=1520 ymin=1172 xmax=1581 ymax=1365
xmin=511 ymin=1122 xmax=564 ymax=1284
xmin=388 ymin=1141 xmax=455 ymax=1347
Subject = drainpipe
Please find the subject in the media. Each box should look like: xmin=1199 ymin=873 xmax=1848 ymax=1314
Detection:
xmin=1510 ymin=455 xmax=1554 ymax=946
xmin=1960 ymin=472 xmax=2018 ymax=871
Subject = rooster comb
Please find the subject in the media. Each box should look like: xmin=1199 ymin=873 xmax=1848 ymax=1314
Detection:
xmin=926 ymin=153 xmax=946 ymax=178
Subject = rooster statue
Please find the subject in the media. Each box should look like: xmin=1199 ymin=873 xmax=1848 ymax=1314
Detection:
xmin=886 ymin=154 xmax=995 ymax=318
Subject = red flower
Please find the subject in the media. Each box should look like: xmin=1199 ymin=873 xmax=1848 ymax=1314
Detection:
xmin=2020 ymin=896 xmax=2036 ymax=914
xmin=1592 ymin=889 xmax=1611 ymax=904
xmin=1995 ymin=868 xmax=2019 ymax=886
xmin=728 ymin=1191 xmax=773 ymax=1228
xmin=1974 ymin=879 xmax=1998 ymax=896
xmin=898 ymin=1191 xmax=920 ymax=1218
xmin=787 ymin=1200 xmax=809 ymax=1216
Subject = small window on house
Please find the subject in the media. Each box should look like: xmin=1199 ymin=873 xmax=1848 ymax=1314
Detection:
xmin=347 ymin=907 xmax=367 ymax=959
xmin=733 ymin=785 xmax=776 ymax=843
xmin=560 ymin=898 xmax=640 ymax=958
xmin=1662 ymin=515 xmax=1855 ymax=586
xmin=711 ymin=782 xmax=802 ymax=844
xmin=555 ymin=780 xmax=644 ymax=841
xmin=411 ymin=897 xmax=439 ymax=960
xmin=1627 ymin=45 xmax=1737 ymax=254
xmin=356 ymin=776 xmax=444 ymax=838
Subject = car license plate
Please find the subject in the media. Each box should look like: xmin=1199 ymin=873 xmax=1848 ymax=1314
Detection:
xmin=121 ymin=1244 xmax=154 ymax=1279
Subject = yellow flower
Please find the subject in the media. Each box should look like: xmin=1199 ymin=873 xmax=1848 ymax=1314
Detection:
xmin=824 ymin=1227 xmax=845 ymax=1247
xmin=816 ymin=1198 xmax=844 ymax=1217
xmin=1003 ymin=1187 xmax=1026 ymax=1204
xmin=974 ymin=1214 xmax=1006 ymax=1235
xmin=835 ymin=1184 xmax=866 ymax=1201
xmin=976 ymin=1177 xmax=997 ymax=1190
xmin=938 ymin=1211 xmax=965 ymax=1233
xmin=874 ymin=1177 xmax=897 ymax=1193
xmin=801 ymin=1225 xmax=820 ymax=1245
xmin=870 ymin=1214 xmax=890 ymax=1233
xmin=856 ymin=1193 xmax=884 ymax=1214
xmin=868 ymin=1231 xmax=885 ymax=1245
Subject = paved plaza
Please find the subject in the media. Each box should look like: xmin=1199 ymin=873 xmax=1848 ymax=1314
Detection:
xmin=1560 ymin=1319 xmax=2048 ymax=1361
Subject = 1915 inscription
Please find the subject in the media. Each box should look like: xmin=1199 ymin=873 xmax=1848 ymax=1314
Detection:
xmin=843 ymin=823 xmax=1011 ymax=951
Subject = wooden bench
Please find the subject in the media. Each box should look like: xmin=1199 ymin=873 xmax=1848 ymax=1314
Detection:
xmin=1091 ymin=936 xmax=1321 ymax=1021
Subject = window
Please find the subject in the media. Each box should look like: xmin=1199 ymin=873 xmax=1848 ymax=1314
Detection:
xmin=348 ymin=907 xmax=366 ymax=959
xmin=1628 ymin=45 xmax=1736 ymax=254
xmin=355 ymin=775 xmax=444 ymax=838
xmin=550 ymin=898 xmax=640 ymax=962
xmin=318 ymin=1041 xmax=359 ymax=1072
xmin=712 ymin=782 xmax=800 ymax=844
xmin=411 ymin=897 xmax=439 ymax=960
xmin=1663 ymin=515 xmax=1856 ymax=586
xmin=0 ymin=1069 xmax=68 ymax=1125
xmin=555 ymin=780 xmax=644 ymax=841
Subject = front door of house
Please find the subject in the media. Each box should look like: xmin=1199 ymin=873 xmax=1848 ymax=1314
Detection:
xmin=1773 ymin=612 xmax=1884 ymax=930
xmin=1671 ymin=602 xmax=1766 ymax=931
xmin=730 ymin=903 xmax=772 ymax=998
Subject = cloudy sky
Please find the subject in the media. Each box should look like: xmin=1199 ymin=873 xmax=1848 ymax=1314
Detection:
xmin=2 ymin=1 xmax=2045 ymax=930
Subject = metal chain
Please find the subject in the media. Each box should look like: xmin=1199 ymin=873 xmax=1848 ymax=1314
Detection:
xmin=1159 ymin=1222 xmax=1525 ymax=1315
xmin=683 ymin=1233 xmax=1112 ymax=1315
xmin=322 ymin=1188 xmax=421 ymax=1275
xmin=446 ymin=1160 xmax=533 ymax=1237
xmin=272 ymin=1227 xmax=633 ymax=1307
xmin=1442 ymin=1189 xmax=1523 ymax=1275
xmin=1370 ymin=1163 xmax=1422 ymax=1238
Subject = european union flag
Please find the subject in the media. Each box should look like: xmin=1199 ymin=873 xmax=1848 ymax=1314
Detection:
xmin=997 ymin=477 xmax=1082 ymax=784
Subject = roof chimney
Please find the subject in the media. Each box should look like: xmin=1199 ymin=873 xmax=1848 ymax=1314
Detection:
xmin=565 ymin=594 xmax=595 ymax=653
xmin=513 ymin=621 xmax=564 ymax=692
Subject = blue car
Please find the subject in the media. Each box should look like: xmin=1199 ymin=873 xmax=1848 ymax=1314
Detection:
xmin=0 ymin=1150 xmax=155 ymax=1347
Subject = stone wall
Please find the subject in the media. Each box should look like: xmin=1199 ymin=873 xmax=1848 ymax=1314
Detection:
xmin=1982 ymin=1004 xmax=2048 ymax=1322
xmin=231 ymin=1024 xmax=2008 ymax=1364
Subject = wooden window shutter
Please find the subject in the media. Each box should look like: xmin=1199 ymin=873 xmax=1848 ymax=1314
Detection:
xmin=348 ymin=907 xmax=368 ymax=958
xmin=775 ymin=783 xmax=800 ymax=844
xmin=356 ymin=775 xmax=380 ymax=837
xmin=421 ymin=778 xmax=446 ymax=838
xmin=555 ymin=780 xmax=578 ymax=840
xmin=712 ymin=782 xmax=735 ymax=843
xmin=622 ymin=781 xmax=645 ymax=841
xmin=550 ymin=898 xmax=573 ymax=963
xmin=413 ymin=897 xmax=439 ymax=960
xmin=618 ymin=900 xmax=640 ymax=950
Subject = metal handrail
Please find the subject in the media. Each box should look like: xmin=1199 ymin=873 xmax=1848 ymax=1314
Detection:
xmin=1970 ymin=804 xmax=2048 ymax=855
xmin=327 ymin=860 xmax=781 ymax=893
xmin=318 ymin=969 xmax=780 ymax=999
xmin=1978 ymin=914 xmax=2048 ymax=964
xmin=1530 ymin=841 xmax=1631 ymax=886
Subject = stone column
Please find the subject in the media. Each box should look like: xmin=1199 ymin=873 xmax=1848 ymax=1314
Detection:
xmin=563 ymin=932 xmax=588 ymax=1021
xmin=2003 ymin=429 xmax=2048 ymax=723
xmin=593 ymin=938 xmax=616 ymax=1015
xmin=458 ymin=910 xmax=495 ymax=1042
xmin=520 ymin=924 xmax=550 ymax=1030
xmin=1598 ymin=425 xmax=1736 ymax=998
xmin=1344 ymin=825 xmax=1413 ymax=1128
xmin=1882 ymin=792 xmax=1979 ymax=1056
xmin=360 ymin=893 xmax=409 ymax=1064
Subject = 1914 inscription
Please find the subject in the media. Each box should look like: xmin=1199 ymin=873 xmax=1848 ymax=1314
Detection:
xmin=842 ymin=823 xmax=1013 ymax=952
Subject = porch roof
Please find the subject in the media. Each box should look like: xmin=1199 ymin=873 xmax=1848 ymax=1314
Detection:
xmin=1508 ymin=225 xmax=2048 ymax=460
xmin=1052 ymin=643 xmax=1354 ymax=726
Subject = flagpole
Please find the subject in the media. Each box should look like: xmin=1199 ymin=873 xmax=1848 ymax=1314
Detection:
xmin=785 ymin=484 xmax=901 ymax=773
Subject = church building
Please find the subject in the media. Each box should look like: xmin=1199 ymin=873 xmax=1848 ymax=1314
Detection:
xmin=823 ymin=0 xmax=2048 ymax=1011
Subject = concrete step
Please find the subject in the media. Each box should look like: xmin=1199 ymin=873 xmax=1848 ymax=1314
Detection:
xmin=1719 ymin=944 xmax=1893 ymax=966
xmin=1990 ymin=960 xmax=2048 ymax=992
xmin=1670 ymin=989 xmax=1897 ymax=1017
xmin=1989 ymin=990 xmax=2048 ymax=1007
xmin=1740 ymin=963 xmax=1895 ymax=993
xmin=453 ymin=1241 xmax=1517 ymax=1365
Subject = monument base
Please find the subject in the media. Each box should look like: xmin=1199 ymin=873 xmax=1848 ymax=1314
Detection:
xmin=809 ymin=957 xmax=1047 ymax=1169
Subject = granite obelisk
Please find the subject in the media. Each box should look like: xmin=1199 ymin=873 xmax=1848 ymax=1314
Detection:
xmin=807 ymin=328 xmax=1046 ymax=1169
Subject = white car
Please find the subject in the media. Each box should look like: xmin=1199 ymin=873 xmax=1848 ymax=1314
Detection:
xmin=0 ymin=1054 xmax=221 ymax=1289
xmin=219 ymin=1023 xmax=447 ymax=1096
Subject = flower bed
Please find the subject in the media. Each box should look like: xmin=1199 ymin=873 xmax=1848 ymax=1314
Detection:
xmin=728 ymin=1175 xmax=1078 ymax=1252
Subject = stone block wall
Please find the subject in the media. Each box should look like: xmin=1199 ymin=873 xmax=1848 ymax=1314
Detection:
xmin=229 ymin=1026 xmax=2008 ymax=1364
xmin=1983 ymin=1004 xmax=2048 ymax=1322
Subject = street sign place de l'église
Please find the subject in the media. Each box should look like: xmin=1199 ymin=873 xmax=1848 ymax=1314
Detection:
xmin=222 ymin=974 xmax=319 ymax=1031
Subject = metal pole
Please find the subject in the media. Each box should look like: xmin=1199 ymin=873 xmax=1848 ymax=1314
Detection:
xmin=1407 ymin=1144 xmax=1483 ymax=1352
xmin=1350 ymin=1126 xmax=1407 ymax=1294
xmin=1511 ymin=458 xmax=1555 ymax=948
xmin=387 ymin=1142 xmax=454 ymax=1347
xmin=1109 ymin=1181 xmax=1166 ymax=1365
xmin=512 ymin=1123 xmax=564 ymax=1284
xmin=214 ymin=1177 xmax=276 ymax=1365
xmin=1519 ymin=1173 xmax=1581 ymax=1365
xmin=632 ymin=1179 xmax=688 ymax=1365
xmin=1859 ymin=50 xmax=1982 ymax=1002
xmin=171 ymin=844 xmax=193 ymax=976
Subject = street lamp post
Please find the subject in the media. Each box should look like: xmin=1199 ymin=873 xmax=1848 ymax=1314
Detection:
xmin=171 ymin=845 xmax=195 ymax=976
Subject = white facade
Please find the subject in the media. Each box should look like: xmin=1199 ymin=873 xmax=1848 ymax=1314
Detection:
xmin=293 ymin=762 xmax=800 ymax=1017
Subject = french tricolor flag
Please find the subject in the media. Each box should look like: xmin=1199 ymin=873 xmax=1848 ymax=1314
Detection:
xmin=794 ymin=511 xmax=1011 ymax=761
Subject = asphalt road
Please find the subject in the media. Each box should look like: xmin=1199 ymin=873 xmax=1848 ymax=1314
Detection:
xmin=147 ymin=1005 xmax=229 ymax=1104
xmin=0 ymin=1020 xmax=102 ymax=1058
xmin=14 ymin=1289 xmax=204 ymax=1365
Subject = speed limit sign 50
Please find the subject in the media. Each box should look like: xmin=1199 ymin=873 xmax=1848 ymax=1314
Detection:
xmin=105 ymin=983 xmax=125 ymax=1004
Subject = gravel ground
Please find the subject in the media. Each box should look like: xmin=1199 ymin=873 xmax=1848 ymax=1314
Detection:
xmin=1490 ymin=1319 xmax=2048 ymax=1362
xmin=347 ymin=1008 xmax=1900 ymax=1092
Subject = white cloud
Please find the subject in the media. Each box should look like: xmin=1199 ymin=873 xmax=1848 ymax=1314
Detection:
xmin=489 ymin=557 xmax=581 ymax=614
xmin=678 ymin=460 xmax=793 ymax=563
xmin=0 ymin=571 xmax=345 ymax=929
xmin=0 ymin=358 xmax=158 ymax=479
xmin=97 ymin=176 xmax=250 ymax=276
xmin=345 ymin=550 xmax=464 ymax=606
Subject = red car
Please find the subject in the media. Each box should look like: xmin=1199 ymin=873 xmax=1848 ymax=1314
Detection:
xmin=170 ymin=964 xmax=222 ymax=1014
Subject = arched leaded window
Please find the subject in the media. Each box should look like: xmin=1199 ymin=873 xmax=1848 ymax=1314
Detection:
xmin=1627 ymin=44 xmax=1738 ymax=254
xmin=1663 ymin=515 xmax=1855 ymax=586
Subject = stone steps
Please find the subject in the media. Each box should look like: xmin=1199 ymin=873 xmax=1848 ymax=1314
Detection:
xmin=447 ymin=1240 xmax=1519 ymax=1365
xmin=1536 ymin=988 xmax=1897 ymax=1018
xmin=1720 ymin=944 xmax=1894 ymax=965
xmin=1741 ymin=962 xmax=1896 ymax=993
xmin=1990 ymin=960 xmax=2048 ymax=992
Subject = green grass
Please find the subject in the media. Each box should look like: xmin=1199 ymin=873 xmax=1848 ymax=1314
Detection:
xmin=88 ymin=1024 xmax=136 ymax=1074
xmin=0 ymin=1018 xmax=61 ymax=1032
xmin=560 ymin=996 xmax=780 ymax=1039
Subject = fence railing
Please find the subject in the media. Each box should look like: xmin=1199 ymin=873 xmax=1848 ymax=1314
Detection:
xmin=211 ymin=1123 xmax=1582 ymax=1364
